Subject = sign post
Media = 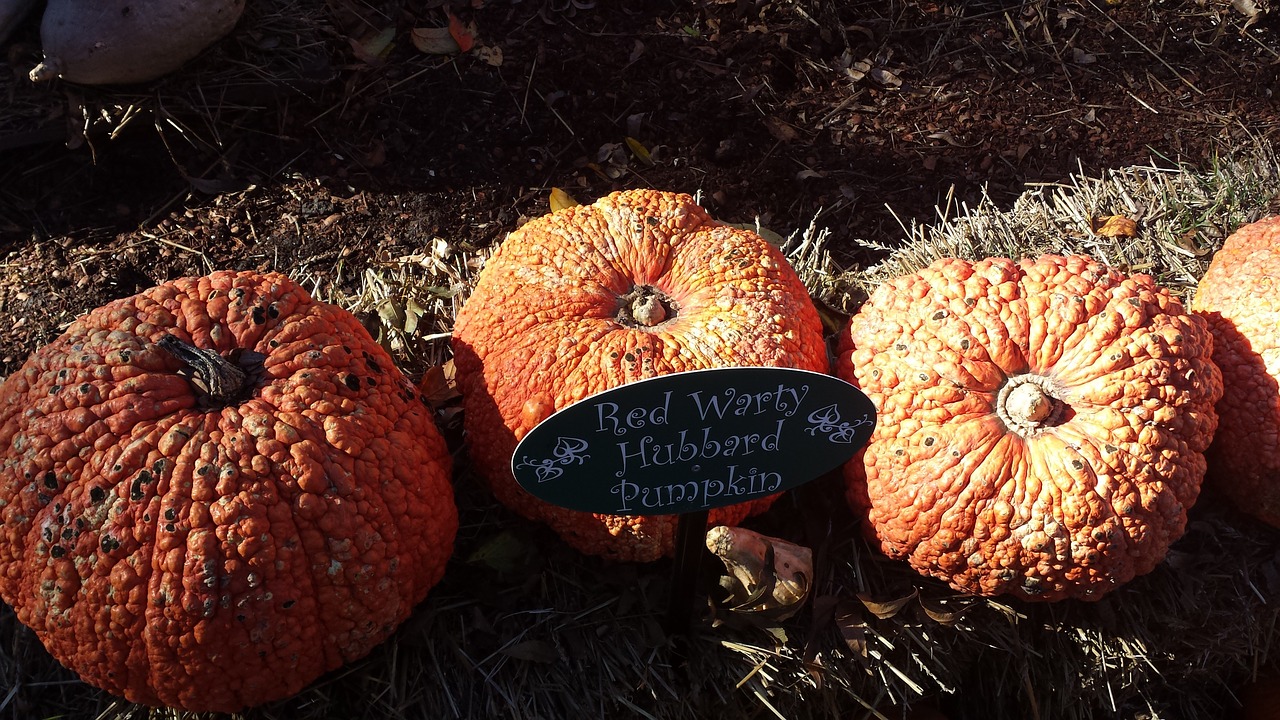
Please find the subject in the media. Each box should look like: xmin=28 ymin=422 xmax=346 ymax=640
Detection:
xmin=511 ymin=367 xmax=876 ymax=633
xmin=666 ymin=508 xmax=710 ymax=635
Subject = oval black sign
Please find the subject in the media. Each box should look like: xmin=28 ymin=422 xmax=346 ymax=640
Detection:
xmin=511 ymin=367 xmax=876 ymax=516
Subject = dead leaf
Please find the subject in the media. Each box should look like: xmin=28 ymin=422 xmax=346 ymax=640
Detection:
xmin=584 ymin=162 xmax=610 ymax=182
xmin=418 ymin=359 xmax=460 ymax=407
xmin=926 ymin=130 xmax=975 ymax=148
xmin=707 ymin=526 xmax=813 ymax=622
xmin=834 ymin=599 xmax=867 ymax=656
xmin=1234 ymin=0 xmax=1266 ymax=29
xmin=624 ymin=136 xmax=654 ymax=166
xmin=846 ymin=59 xmax=872 ymax=82
xmin=918 ymin=596 xmax=976 ymax=625
xmin=856 ymin=588 xmax=918 ymax=619
xmin=549 ymin=187 xmax=580 ymax=212
xmin=362 ymin=139 xmax=386 ymax=168
xmin=845 ymin=24 xmax=877 ymax=42
xmin=431 ymin=236 xmax=453 ymax=260
xmin=466 ymin=529 xmax=530 ymax=573
xmin=802 ymin=594 xmax=837 ymax=688
xmin=869 ymin=67 xmax=902 ymax=87
xmin=801 ymin=594 xmax=836 ymax=688
xmin=448 ymin=11 xmax=476 ymax=52
xmin=476 ymin=44 xmax=504 ymax=66
xmin=595 ymin=142 xmax=629 ymax=178
xmin=351 ymin=26 xmax=396 ymax=64
xmin=763 ymin=116 xmax=799 ymax=143
xmin=1091 ymin=214 xmax=1139 ymax=238
xmin=376 ymin=297 xmax=406 ymax=332
xmin=722 ymin=222 xmax=786 ymax=248
xmin=412 ymin=26 xmax=461 ymax=55
xmin=1057 ymin=7 xmax=1086 ymax=27
xmin=1072 ymin=47 xmax=1096 ymax=65
xmin=403 ymin=297 xmax=427 ymax=335
xmin=1233 ymin=0 xmax=1263 ymax=16
xmin=1169 ymin=227 xmax=1213 ymax=257
xmin=813 ymin=299 xmax=850 ymax=335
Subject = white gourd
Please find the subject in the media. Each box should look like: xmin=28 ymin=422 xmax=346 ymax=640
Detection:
xmin=29 ymin=0 xmax=245 ymax=84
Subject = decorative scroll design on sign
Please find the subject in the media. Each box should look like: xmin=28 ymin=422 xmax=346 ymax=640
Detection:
xmin=511 ymin=368 xmax=877 ymax=515
xmin=805 ymin=404 xmax=873 ymax=444
xmin=515 ymin=436 xmax=591 ymax=482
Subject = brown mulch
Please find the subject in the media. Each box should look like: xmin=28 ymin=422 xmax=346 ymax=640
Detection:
xmin=1 ymin=1 xmax=1279 ymax=718
xmin=2 ymin=0 xmax=1278 ymax=373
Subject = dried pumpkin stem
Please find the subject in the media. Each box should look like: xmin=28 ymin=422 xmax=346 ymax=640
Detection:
xmin=997 ymin=374 xmax=1065 ymax=438
xmin=617 ymin=284 xmax=676 ymax=328
xmin=157 ymin=334 xmax=249 ymax=407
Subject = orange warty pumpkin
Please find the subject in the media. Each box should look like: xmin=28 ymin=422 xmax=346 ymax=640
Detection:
xmin=1240 ymin=667 xmax=1280 ymax=720
xmin=1191 ymin=216 xmax=1280 ymax=528
xmin=837 ymin=254 xmax=1221 ymax=601
xmin=452 ymin=189 xmax=828 ymax=562
xmin=0 ymin=270 xmax=457 ymax=712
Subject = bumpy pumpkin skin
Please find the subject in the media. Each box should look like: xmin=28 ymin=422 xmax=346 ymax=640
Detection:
xmin=838 ymin=255 xmax=1221 ymax=602
xmin=452 ymin=189 xmax=828 ymax=562
xmin=0 ymin=271 xmax=457 ymax=712
xmin=1192 ymin=216 xmax=1280 ymax=528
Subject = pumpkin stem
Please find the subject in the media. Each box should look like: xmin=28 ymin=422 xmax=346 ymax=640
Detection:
xmin=997 ymin=374 xmax=1064 ymax=437
xmin=157 ymin=335 xmax=252 ymax=407
xmin=617 ymin=285 xmax=676 ymax=328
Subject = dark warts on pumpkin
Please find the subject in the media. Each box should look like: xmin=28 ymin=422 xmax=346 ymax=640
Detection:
xmin=0 ymin=270 xmax=458 ymax=713
xmin=838 ymin=254 xmax=1222 ymax=602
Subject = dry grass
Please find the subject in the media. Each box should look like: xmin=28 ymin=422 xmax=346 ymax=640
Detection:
xmin=3 ymin=1 xmax=1280 ymax=717
xmin=829 ymin=137 xmax=1280 ymax=312
xmin=336 ymin=138 xmax=1280 ymax=720
xmin=5 ymin=134 xmax=1280 ymax=720
xmin=3 ymin=142 xmax=1280 ymax=720
xmin=339 ymin=134 xmax=1280 ymax=720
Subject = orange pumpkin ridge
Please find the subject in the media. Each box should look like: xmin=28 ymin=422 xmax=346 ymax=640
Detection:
xmin=1192 ymin=216 xmax=1280 ymax=528
xmin=452 ymin=189 xmax=828 ymax=562
xmin=0 ymin=270 xmax=458 ymax=712
xmin=838 ymin=254 xmax=1222 ymax=602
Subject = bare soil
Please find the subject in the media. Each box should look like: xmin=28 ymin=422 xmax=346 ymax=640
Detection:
xmin=1 ymin=0 xmax=1279 ymax=718
xmin=2 ymin=0 xmax=1278 ymax=373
